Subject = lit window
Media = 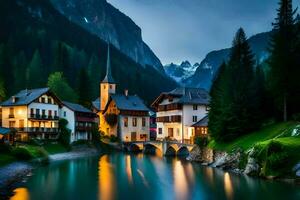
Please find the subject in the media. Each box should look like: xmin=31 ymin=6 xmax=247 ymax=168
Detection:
xmin=109 ymin=85 xmax=112 ymax=89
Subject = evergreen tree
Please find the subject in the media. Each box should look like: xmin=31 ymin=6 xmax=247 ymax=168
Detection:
xmin=88 ymin=53 xmax=103 ymax=98
xmin=268 ymin=0 xmax=298 ymax=121
xmin=13 ymin=51 xmax=28 ymax=91
xmin=77 ymin=67 xmax=92 ymax=107
xmin=209 ymin=28 xmax=260 ymax=142
xmin=26 ymin=49 xmax=44 ymax=88
xmin=47 ymin=72 xmax=78 ymax=102
xmin=0 ymin=77 xmax=6 ymax=102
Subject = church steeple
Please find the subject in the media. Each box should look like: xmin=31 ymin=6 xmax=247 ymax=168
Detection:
xmin=100 ymin=43 xmax=116 ymax=111
xmin=102 ymin=44 xmax=115 ymax=84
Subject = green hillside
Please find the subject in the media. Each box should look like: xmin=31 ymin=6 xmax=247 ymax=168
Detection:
xmin=0 ymin=0 xmax=177 ymax=105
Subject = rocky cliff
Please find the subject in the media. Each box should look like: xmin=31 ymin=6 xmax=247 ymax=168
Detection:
xmin=50 ymin=0 xmax=164 ymax=73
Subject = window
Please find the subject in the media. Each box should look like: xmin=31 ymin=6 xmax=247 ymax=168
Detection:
xmin=41 ymin=97 xmax=45 ymax=103
xmin=19 ymin=120 xmax=24 ymax=128
xmin=36 ymin=109 xmax=40 ymax=116
xmin=168 ymin=128 xmax=174 ymax=137
xmin=124 ymin=117 xmax=128 ymax=127
xmin=30 ymin=108 xmax=34 ymax=115
xmin=193 ymin=105 xmax=198 ymax=110
xmin=132 ymin=117 xmax=137 ymax=127
xmin=103 ymin=85 xmax=106 ymax=89
xmin=48 ymin=98 xmax=52 ymax=104
xmin=9 ymin=121 xmax=15 ymax=128
xmin=9 ymin=108 xmax=14 ymax=117
xmin=193 ymin=116 xmax=197 ymax=122
xmin=64 ymin=111 xmax=66 ymax=117
xmin=42 ymin=109 xmax=46 ymax=116
xmin=158 ymin=128 xmax=162 ymax=135
xmin=109 ymin=84 xmax=112 ymax=89
xmin=54 ymin=111 xmax=57 ymax=117
xmin=142 ymin=118 xmax=146 ymax=127
xmin=48 ymin=110 xmax=52 ymax=117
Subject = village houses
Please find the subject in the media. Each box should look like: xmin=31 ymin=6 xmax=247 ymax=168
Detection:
xmin=151 ymin=87 xmax=209 ymax=144
xmin=92 ymin=45 xmax=150 ymax=142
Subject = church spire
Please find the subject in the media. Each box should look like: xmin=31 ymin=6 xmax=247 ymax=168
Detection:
xmin=102 ymin=43 xmax=115 ymax=83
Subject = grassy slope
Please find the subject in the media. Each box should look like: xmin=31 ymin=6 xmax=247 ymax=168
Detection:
xmin=208 ymin=121 xmax=299 ymax=151
xmin=43 ymin=143 xmax=68 ymax=155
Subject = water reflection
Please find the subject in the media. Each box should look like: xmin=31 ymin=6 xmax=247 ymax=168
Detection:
xmin=173 ymin=160 xmax=189 ymax=200
xmin=125 ymin=155 xmax=133 ymax=184
xmin=98 ymin=155 xmax=116 ymax=200
xmin=8 ymin=153 xmax=300 ymax=200
xmin=224 ymin=172 xmax=233 ymax=200
xmin=10 ymin=188 xmax=29 ymax=200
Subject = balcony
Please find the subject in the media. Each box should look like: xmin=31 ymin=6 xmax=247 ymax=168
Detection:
xmin=28 ymin=114 xmax=59 ymax=120
xmin=16 ymin=127 xmax=59 ymax=133
xmin=157 ymin=103 xmax=182 ymax=112
xmin=157 ymin=115 xmax=181 ymax=123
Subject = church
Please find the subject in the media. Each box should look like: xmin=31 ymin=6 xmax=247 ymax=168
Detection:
xmin=92 ymin=45 xmax=150 ymax=142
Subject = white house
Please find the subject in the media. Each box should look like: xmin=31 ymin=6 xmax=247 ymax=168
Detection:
xmin=1 ymin=88 xmax=61 ymax=141
xmin=151 ymin=87 xmax=209 ymax=143
xmin=60 ymin=101 xmax=97 ymax=143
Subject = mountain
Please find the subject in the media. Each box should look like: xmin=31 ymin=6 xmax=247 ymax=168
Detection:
xmin=184 ymin=31 xmax=272 ymax=90
xmin=164 ymin=61 xmax=199 ymax=84
xmin=50 ymin=0 xmax=164 ymax=73
xmin=0 ymin=0 xmax=176 ymax=104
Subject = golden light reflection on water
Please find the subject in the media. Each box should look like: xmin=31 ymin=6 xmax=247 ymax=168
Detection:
xmin=126 ymin=155 xmax=133 ymax=184
xmin=98 ymin=155 xmax=115 ymax=200
xmin=10 ymin=188 xmax=29 ymax=200
xmin=173 ymin=160 xmax=188 ymax=200
xmin=224 ymin=172 xmax=233 ymax=200
xmin=204 ymin=167 xmax=214 ymax=186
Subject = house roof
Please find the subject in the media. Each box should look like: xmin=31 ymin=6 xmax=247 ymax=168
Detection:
xmin=151 ymin=87 xmax=210 ymax=108
xmin=0 ymin=127 xmax=11 ymax=135
xmin=102 ymin=44 xmax=115 ymax=84
xmin=192 ymin=115 xmax=209 ymax=127
xmin=62 ymin=101 xmax=93 ymax=113
xmin=1 ymin=88 xmax=60 ymax=107
xmin=103 ymin=94 xmax=150 ymax=113
xmin=92 ymin=98 xmax=100 ymax=111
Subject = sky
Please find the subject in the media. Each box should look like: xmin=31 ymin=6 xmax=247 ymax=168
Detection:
xmin=107 ymin=0 xmax=300 ymax=65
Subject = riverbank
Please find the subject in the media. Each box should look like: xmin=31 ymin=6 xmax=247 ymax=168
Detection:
xmin=187 ymin=121 xmax=300 ymax=183
xmin=0 ymin=145 xmax=100 ymax=199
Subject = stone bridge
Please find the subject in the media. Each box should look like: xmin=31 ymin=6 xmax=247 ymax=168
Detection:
xmin=123 ymin=141 xmax=195 ymax=156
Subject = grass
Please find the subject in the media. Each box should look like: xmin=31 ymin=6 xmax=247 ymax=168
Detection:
xmin=254 ymin=136 xmax=300 ymax=177
xmin=43 ymin=143 xmax=68 ymax=155
xmin=208 ymin=121 xmax=299 ymax=152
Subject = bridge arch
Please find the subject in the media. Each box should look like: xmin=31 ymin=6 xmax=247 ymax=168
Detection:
xmin=143 ymin=143 xmax=162 ymax=155
xmin=177 ymin=146 xmax=190 ymax=156
xmin=129 ymin=143 xmax=142 ymax=152
xmin=164 ymin=146 xmax=176 ymax=156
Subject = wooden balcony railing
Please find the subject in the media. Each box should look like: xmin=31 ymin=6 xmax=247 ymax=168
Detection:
xmin=28 ymin=114 xmax=59 ymax=120
xmin=157 ymin=103 xmax=182 ymax=112
xmin=156 ymin=115 xmax=181 ymax=123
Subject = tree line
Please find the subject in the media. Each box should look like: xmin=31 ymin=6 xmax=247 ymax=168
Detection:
xmin=209 ymin=0 xmax=300 ymax=142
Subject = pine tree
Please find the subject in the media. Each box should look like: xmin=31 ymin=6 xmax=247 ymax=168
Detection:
xmin=26 ymin=49 xmax=44 ymax=88
xmin=268 ymin=0 xmax=298 ymax=121
xmin=209 ymin=28 xmax=259 ymax=142
xmin=88 ymin=53 xmax=103 ymax=98
xmin=77 ymin=67 xmax=92 ymax=107
xmin=13 ymin=51 xmax=28 ymax=91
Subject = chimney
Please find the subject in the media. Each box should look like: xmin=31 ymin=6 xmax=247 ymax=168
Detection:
xmin=124 ymin=89 xmax=129 ymax=97
xmin=12 ymin=96 xmax=16 ymax=103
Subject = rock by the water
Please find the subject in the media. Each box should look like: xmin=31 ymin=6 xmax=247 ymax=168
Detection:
xmin=244 ymin=157 xmax=260 ymax=175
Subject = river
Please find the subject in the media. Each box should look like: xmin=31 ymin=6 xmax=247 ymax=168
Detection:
xmin=9 ymin=153 xmax=300 ymax=200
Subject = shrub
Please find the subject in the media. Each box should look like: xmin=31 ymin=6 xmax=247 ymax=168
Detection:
xmin=12 ymin=147 xmax=32 ymax=160
xmin=0 ymin=143 xmax=12 ymax=153
xmin=194 ymin=136 xmax=208 ymax=147
xmin=109 ymin=135 xmax=119 ymax=143
xmin=292 ymin=113 xmax=300 ymax=122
